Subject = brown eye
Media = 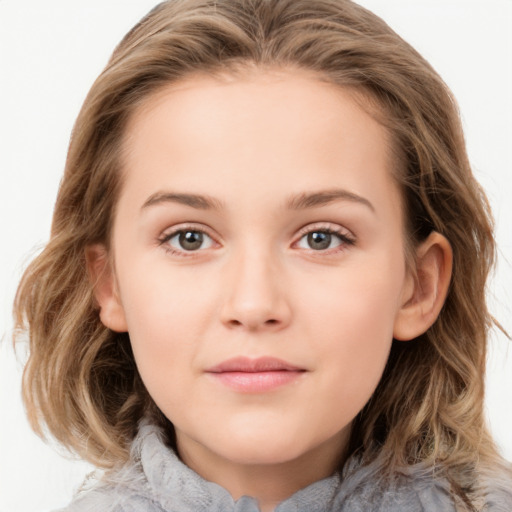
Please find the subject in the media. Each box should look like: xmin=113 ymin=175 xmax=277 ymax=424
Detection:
xmin=166 ymin=230 xmax=213 ymax=251
xmin=296 ymin=228 xmax=354 ymax=252
xmin=180 ymin=231 xmax=203 ymax=250
xmin=307 ymin=231 xmax=332 ymax=250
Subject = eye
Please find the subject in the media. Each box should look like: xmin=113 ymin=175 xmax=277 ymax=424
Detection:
xmin=162 ymin=229 xmax=215 ymax=252
xmin=295 ymin=228 xmax=354 ymax=251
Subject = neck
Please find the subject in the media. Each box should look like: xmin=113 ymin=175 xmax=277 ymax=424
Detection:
xmin=177 ymin=430 xmax=349 ymax=512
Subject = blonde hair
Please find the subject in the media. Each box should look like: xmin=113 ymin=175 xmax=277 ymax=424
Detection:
xmin=14 ymin=0 xmax=507 ymax=505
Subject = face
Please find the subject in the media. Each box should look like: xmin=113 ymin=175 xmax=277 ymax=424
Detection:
xmin=101 ymin=69 xmax=415 ymax=477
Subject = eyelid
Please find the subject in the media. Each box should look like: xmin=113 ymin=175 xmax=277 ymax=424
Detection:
xmin=157 ymin=223 xmax=221 ymax=255
xmin=292 ymin=222 xmax=356 ymax=251
xmin=156 ymin=221 xmax=355 ymax=256
xmin=295 ymin=222 xmax=355 ymax=239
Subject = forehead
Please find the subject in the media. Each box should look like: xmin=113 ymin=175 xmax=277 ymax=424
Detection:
xmin=122 ymin=66 xmax=393 ymax=157
xmin=118 ymin=68 xmax=401 ymax=219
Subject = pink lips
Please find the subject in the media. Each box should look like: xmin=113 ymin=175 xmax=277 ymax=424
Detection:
xmin=205 ymin=356 xmax=305 ymax=393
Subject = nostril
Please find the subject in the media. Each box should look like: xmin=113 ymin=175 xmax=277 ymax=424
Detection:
xmin=225 ymin=317 xmax=280 ymax=329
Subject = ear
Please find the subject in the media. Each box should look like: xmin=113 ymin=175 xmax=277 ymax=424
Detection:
xmin=85 ymin=244 xmax=128 ymax=332
xmin=393 ymin=232 xmax=453 ymax=341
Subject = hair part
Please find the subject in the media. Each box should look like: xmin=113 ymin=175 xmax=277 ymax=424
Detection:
xmin=14 ymin=0 xmax=505 ymax=506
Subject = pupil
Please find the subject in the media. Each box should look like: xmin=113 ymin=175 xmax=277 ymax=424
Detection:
xmin=307 ymin=231 xmax=331 ymax=250
xmin=179 ymin=231 xmax=203 ymax=250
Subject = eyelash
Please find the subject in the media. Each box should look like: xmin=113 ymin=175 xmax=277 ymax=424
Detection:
xmin=157 ymin=223 xmax=356 ymax=257
xmin=157 ymin=224 xmax=217 ymax=256
xmin=294 ymin=224 xmax=356 ymax=254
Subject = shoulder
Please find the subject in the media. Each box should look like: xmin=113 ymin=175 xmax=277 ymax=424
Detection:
xmin=330 ymin=457 xmax=456 ymax=511
xmin=53 ymin=478 xmax=164 ymax=512
xmin=333 ymin=457 xmax=512 ymax=512
xmin=54 ymin=488 xmax=161 ymax=512
xmin=480 ymin=462 xmax=512 ymax=512
xmin=53 ymin=461 xmax=164 ymax=512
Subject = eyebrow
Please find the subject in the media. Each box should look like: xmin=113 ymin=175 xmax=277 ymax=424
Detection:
xmin=286 ymin=189 xmax=375 ymax=212
xmin=140 ymin=188 xmax=374 ymax=213
xmin=141 ymin=192 xmax=223 ymax=210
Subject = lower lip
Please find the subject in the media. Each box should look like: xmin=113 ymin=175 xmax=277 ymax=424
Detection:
xmin=207 ymin=370 xmax=304 ymax=393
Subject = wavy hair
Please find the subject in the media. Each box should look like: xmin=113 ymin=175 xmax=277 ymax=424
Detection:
xmin=14 ymin=0 xmax=507 ymax=506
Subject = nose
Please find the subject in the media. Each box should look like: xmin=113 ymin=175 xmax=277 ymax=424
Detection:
xmin=220 ymin=248 xmax=292 ymax=332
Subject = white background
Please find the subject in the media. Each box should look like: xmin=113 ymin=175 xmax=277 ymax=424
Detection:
xmin=0 ymin=1 xmax=511 ymax=511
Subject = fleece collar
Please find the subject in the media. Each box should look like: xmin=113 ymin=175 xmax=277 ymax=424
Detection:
xmin=65 ymin=422 xmax=512 ymax=512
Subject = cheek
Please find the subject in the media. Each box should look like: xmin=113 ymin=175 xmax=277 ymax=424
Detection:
xmin=115 ymin=266 xmax=204 ymax=387
xmin=117 ymin=250 xmax=217 ymax=335
xmin=122 ymin=299 xmax=199 ymax=416
xmin=301 ymin=255 xmax=405 ymax=399
xmin=303 ymin=253 xmax=404 ymax=342
xmin=115 ymin=260 xmax=223 ymax=401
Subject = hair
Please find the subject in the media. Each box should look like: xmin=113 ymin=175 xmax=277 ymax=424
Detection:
xmin=14 ymin=0 xmax=508 ymax=507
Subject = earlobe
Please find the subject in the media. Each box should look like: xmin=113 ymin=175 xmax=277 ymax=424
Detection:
xmin=393 ymin=232 xmax=453 ymax=341
xmin=85 ymin=244 xmax=128 ymax=333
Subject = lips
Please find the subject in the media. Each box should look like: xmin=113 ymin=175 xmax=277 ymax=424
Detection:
xmin=205 ymin=356 xmax=306 ymax=393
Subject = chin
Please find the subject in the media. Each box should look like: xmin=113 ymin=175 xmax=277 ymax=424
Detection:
xmin=222 ymin=444 xmax=305 ymax=466
xmin=213 ymin=428 xmax=320 ymax=466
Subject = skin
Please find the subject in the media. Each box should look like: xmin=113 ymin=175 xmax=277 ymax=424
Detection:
xmin=89 ymin=68 xmax=452 ymax=512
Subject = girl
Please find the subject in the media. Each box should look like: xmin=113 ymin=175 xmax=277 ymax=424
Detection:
xmin=12 ymin=0 xmax=512 ymax=510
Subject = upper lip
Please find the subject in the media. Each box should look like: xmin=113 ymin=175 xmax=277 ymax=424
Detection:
xmin=206 ymin=356 xmax=305 ymax=373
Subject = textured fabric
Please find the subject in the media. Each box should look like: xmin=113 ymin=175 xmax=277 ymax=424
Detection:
xmin=58 ymin=423 xmax=512 ymax=512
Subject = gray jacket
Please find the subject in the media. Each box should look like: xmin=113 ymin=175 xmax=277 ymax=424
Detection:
xmin=59 ymin=423 xmax=512 ymax=512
